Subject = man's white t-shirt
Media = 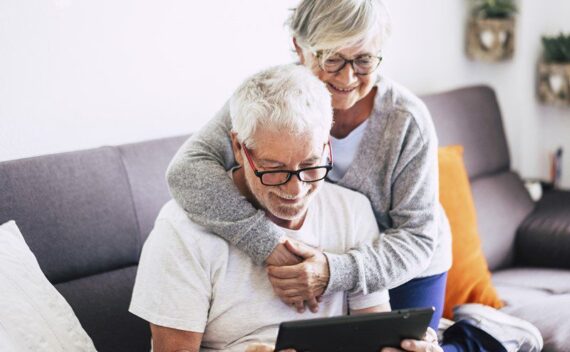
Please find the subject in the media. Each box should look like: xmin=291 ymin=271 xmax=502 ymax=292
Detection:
xmin=129 ymin=182 xmax=389 ymax=352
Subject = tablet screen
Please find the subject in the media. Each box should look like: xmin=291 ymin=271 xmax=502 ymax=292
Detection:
xmin=275 ymin=307 xmax=434 ymax=352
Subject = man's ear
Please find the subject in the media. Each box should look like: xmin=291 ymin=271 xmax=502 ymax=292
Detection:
xmin=230 ymin=132 xmax=244 ymax=166
xmin=293 ymin=37 xmax=306 ymax=65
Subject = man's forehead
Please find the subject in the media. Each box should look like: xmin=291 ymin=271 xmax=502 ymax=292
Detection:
xmin=251 ymin=131 xmax=326 ymax=161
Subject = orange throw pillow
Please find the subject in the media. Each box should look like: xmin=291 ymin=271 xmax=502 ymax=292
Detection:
xmin=438 ymin=145 xmax=503 ymax=319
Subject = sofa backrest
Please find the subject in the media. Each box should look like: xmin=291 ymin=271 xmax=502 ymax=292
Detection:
xmin=421 ymin=85 xmax=534 ymax=271
xmin=0 ymin=135 xmax=187 ymax=352
xmin=0 ymin=85 xmax=536 ymax=350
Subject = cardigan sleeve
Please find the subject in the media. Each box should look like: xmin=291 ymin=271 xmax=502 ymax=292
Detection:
xmin=166 ymin=102 xmax=284 ymax=264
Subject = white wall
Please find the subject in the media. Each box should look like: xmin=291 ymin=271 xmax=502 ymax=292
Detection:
xmin=1 ymin=0 xmax=569 ymax=187
xmin=382 ymin=0 xmax=570 ymax=188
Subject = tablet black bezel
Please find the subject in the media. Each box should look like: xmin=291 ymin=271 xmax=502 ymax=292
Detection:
xmin=275 ymin=307 xmax=434 ymax=352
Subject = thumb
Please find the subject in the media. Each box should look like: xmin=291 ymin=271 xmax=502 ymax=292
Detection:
xmin=284 ymin=239 xmax=315 ymax=260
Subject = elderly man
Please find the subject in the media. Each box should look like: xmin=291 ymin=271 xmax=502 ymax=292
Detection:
xmin=129 ymin=64 xmax=541 ymax=352
xmin=129 ymin=64 xmax=430 ymax=351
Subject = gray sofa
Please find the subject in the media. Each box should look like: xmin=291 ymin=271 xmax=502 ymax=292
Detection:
xmin=424 ymin=86 xmax=570 ymax=352
xmin=1 ymin=85 xmax=569 ymax=351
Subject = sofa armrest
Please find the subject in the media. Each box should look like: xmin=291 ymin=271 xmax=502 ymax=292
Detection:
xmin=515 ymin=189 xmax=570 ymax=268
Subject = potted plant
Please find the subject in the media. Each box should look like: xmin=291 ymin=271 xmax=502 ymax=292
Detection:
xmin=466 ymin=0 xmax=518 ymax=61
xmin=538 ymin=33 xmax=570 ymax=106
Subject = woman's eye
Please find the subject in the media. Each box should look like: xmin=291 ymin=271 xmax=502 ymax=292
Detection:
xmin=325 ymin=57 xmax=344 ymax=64
xmin=355 ymin=57 xmax=373 ymax=65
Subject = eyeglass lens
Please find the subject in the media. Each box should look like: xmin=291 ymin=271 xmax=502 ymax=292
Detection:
xmin=261 ymin=167 xmax=329 ymax=186
xmin=321 ymin=55 xmax=381 ymax=74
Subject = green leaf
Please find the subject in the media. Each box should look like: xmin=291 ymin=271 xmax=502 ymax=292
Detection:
xmin=542 ymin=33 xmax=570 ymax=63
xmin=473 ymin=0 xmax=518 ymax=18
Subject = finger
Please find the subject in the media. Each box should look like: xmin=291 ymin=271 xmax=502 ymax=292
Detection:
xmin=245 ymin=342 xmax=275 ymax=352
xmin=282 ymin=296 xmax=307 ymax=313
xmin=380 ymin=348 xmax=402 ymax=352
xmin=268 ymin=276 xmax=307 ymax=291
xmin=273 ymin=287 xmax=315 ymax=303
xmin=306 ymin=297 xmax=319 ymax=313
xmin=293 ymin=300 xmax=304 ymax=313
xmin=284 ymin=295 xmax=311 ymax=306
xmin=400 ymin=339 xmax=440 ymax=352
xmin=282 ymin=296 xmax=304 ymax=310
xmin=266 ymin=242 xmax=303 ymax=266
xmin=417 ymin=328 xmax=438 ymax=347
xmin=267 ymin=264 xmax=304 ymax=279
xmin=272 ymin=285 xmax=309 ymax=299
xmin=425 ymin=327 xmax=438 ymax=342
xmin=284 ymin=239 xmax=316 ymax=259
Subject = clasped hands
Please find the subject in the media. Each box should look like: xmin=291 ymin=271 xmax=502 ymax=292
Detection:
xmin=265 ymin=239 xmax=330 ymax=313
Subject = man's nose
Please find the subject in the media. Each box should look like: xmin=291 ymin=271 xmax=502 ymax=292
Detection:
xmin=282 ymin=175 xmax=306 ymax=197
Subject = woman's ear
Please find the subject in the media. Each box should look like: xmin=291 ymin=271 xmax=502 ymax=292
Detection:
xmin=293 ymin=37 xmax=305 ymax=64
xmin=230 ymin=132 xmax=244 ymax=166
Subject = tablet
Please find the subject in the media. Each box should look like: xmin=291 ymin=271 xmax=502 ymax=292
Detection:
xmin=275 ymin=307 xmax=434 ymax=352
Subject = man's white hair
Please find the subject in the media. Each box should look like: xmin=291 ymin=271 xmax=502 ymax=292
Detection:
xmin=230 ymin=64 xmax=332 ymax=149
xmin=287 ymin=0 xmax=392 ymax=56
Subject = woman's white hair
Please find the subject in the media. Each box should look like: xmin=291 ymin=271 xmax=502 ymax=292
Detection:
xmin=287 ymin=0 xmax=392 ymax=56
xmin=230 ymin=64 xmax=332 ymax=149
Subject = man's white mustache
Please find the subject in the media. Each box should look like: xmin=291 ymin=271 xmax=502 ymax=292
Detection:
xmin=270 ymin=191 xmax=309 ymax=200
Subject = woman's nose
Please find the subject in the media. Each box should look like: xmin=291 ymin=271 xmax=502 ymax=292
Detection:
xmin=336 ymin=61 xmax=358 ymax=83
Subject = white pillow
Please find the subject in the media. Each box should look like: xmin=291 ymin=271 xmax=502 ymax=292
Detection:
xmin=0 ymin=220 xmax=97 ymax=352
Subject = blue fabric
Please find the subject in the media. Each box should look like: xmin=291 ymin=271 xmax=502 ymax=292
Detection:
xmin=388 ymin=272 xmax=447 ymax=330
xmin=441 ymin=320 xmax=507 ymax=352
xmin=441 ymin=343 xmax=463 ymax=352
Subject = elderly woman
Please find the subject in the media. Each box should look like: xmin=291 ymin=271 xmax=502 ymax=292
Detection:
xmin=168 ymin=0 xmax=450 ymax=328
xmin=168 ymin=0 xmax=450 ymax=327
xmin=165 ymin=2 xmax=546 ymax=351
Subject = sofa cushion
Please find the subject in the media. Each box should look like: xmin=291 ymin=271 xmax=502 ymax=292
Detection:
xmin=0 ymin=220 xmax=96 ymax=351
xmin=516 ymin=189 xmax=570 ymax=269
xmin=493 ymin=267 xmax=570 ymax=297
xmin=55 ymin=266 xmax=150 ymax=352
xmin=438 ymin=146 xmax=502 ymax=318
xmin=422 ymin=85 xmax=510 ymax=180
xmin=470 ymin=171 xmax=534 ymax=270
xmin=118 ymin=135 xmax=188 ymax=244
xmin=0 ymin=147 xmax=141 ymax=283
xmin=493 ymin=268 xmax=570 ymax=352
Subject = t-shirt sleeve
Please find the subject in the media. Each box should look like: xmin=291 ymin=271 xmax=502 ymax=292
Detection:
xmin=129 ymin=219 xmax=211 ymax=333
xmin=347 ymin=289 xmax=390 ymax=311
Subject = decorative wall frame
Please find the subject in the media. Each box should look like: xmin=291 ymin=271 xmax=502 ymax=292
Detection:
xmin=538 ymin=62 xmax=570 ymax=106
xmin=467 ymin=17 xmax=515 ymax=62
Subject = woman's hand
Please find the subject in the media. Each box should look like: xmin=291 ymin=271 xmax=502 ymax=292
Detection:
xmin=266 ymin=240 xmax=330 ymax=313
xmin=266 ymin=241 xmax=303 ymax=267
xmin=381 ymin=328 xmax=442 ymax=352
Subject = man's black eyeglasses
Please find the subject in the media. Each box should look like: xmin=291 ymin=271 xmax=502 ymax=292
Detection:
xmin=241 ymin=142 xmax=333 ymax=186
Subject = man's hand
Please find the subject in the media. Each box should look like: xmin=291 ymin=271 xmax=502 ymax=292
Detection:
xmin=245 ymin=342 xmax=295 ymax=352
xmin=266 ymin=241 xmax=303 ymax=266
xmin=267 ymin=240 xmax=330 ymax=313
xmin=381 ymin=328 xmax=442 ymax=352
